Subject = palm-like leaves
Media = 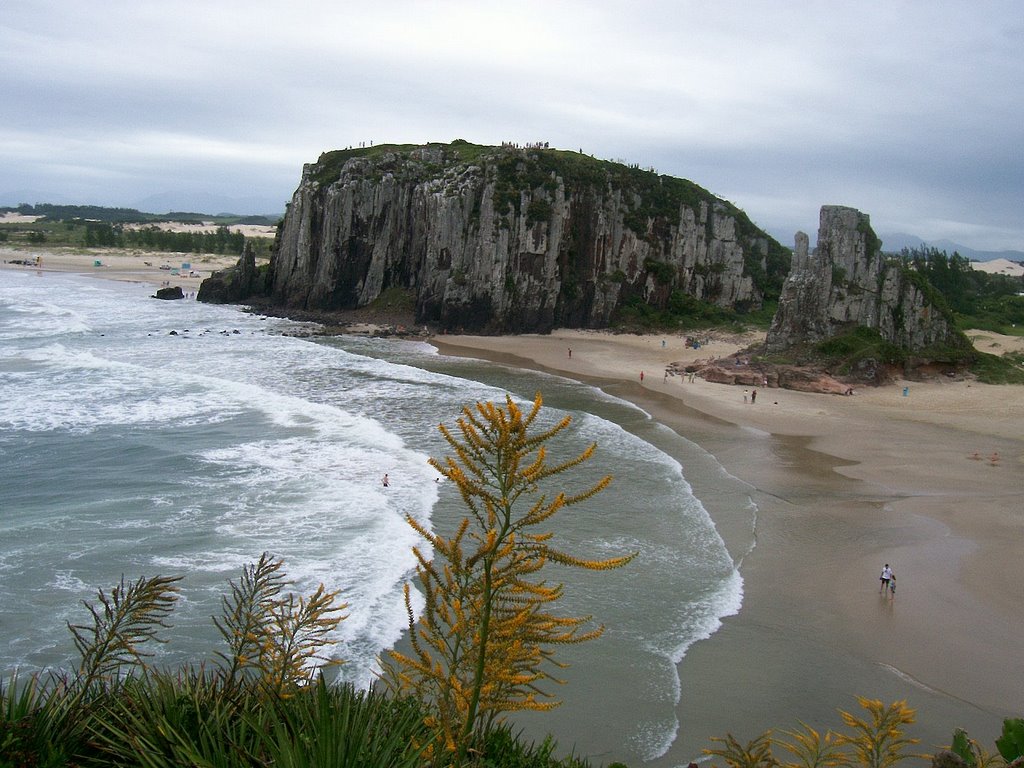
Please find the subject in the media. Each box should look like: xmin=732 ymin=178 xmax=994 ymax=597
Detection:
xmin=776 ymin=722 xmax=845 ymax=768
xmin=835 ymin=697 xmax=920 ymax=768
xmin=705 ymin=732 xmax=778 ymax=768
xmin=213 ymin=552 xmax=347 ymax=695
xmin=68 ymin=573 xmax=181 ymax=688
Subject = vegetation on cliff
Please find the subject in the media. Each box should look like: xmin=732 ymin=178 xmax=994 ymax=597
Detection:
xmin=288 ymin=139 xmax=790 ymax=332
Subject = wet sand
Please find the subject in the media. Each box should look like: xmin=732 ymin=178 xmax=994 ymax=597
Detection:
xmin=432 ymin=329 xmax=1023 ymax=760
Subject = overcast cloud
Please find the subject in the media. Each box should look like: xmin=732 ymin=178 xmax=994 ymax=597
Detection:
xmin=2 ymin=1 xmax=1022 ymax=250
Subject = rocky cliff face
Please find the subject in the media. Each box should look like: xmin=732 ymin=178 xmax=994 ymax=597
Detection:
xmin=242 ymin=142 xmax=786 ymax=333
xmin=766 ymin=206 xmax=963 ymax=353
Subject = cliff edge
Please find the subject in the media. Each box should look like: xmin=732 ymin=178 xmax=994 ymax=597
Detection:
xmin=202 ymin=141 xmax=788 ymax=333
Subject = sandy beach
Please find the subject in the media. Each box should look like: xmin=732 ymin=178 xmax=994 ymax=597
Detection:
xmin=432 ymin=329 xmax=1023 ymax=757
xmin=1 ymin=246 xmax=243 ymax=293
xmin=5 ymin=252 xmax=1020 ymax=757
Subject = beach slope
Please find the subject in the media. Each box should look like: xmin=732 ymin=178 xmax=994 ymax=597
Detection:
xmin=433 ymin=328 xmax=1023 ymax=758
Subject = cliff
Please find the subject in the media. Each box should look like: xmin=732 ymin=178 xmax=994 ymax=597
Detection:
xmin=204 ymin=141 xmax=788 ymax=333
xmin=765 ymin=205 xmax=967 ymax=354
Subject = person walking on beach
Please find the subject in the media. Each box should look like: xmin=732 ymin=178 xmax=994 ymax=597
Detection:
xmin=751 ymin=388 xmax=757 ymax=404
xmin=879 ymin=563 xmax=892 ymax=593
xmin=889 ymin=572 xmax=896 ymax=599
xmin=382 ymin=473 xmax=389 ymax=487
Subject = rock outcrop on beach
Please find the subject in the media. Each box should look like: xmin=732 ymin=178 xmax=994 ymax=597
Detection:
xmin=200 ymin=141 xmax=789 ymax=333
xmin=152 ymin=285 xmax=184 ymax=300
xmin=765 ymin=205 xmax=965 ymax=353
xmin=691 ymin=362 xmax=854 ymax=394
xmin=196 ymin=243 xmax=262 ymax=304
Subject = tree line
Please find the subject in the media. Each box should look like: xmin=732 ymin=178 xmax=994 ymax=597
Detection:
xmin=82 ymin=222 xmax=248 ymax=255
xmin=900 ymin=247 xmax=1024 ymax=332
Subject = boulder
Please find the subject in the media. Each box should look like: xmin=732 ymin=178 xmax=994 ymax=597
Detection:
xmin=152 ymin=286 xmax=184 ymax=300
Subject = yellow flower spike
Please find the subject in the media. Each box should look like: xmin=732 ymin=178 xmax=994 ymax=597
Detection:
xmin=378 ymin=392 xmax=635 ymax=763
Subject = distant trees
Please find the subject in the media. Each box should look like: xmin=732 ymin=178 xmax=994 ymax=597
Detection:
xmin=903 ymin=247 xmax=1024 ymax=331
xmin=125 ymin=225 xmax=246 ymax=255
xmin=80 ymin=222 xmax=248 ymax=254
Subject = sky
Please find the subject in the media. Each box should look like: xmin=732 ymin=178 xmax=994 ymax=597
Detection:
xmin=3 ymin=1 xmax=1023 ymax=251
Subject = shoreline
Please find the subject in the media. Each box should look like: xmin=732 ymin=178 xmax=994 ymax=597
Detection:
xmin=431 ymin=330 xmax=1023 ymax=758
xmin=7 ymin=252 xmax=1022 ymax=757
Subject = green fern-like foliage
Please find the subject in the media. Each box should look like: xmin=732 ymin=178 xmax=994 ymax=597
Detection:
xmin=213 ymin=552 xmax=348 ymax=696
xmin=214 ymin=551 xmax=288 ymax=683
xmin=68 ymin=573 xmax=181 ymax=688
xmin=776 ymin=722 xmax=845 ymax=768
xmin=834 ymin=697 xmax=920 ymax=768
xmin=705 ymin=731 xmax=778 ymax=768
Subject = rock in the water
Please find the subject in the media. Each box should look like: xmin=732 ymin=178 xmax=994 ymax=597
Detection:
xmin=153 ymin=286 xmax=184 ymax=300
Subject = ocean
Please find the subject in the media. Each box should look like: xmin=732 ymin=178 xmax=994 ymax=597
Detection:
xmin=0 ymin=269 xmax=757 ymax=765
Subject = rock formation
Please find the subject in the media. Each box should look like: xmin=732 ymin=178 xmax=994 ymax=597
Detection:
xmin=152 ymin=285 xmax=184 ymax=300
xmin=196 ymin=242 xmax=262 ymax=304
xmin=200 ymin=141 xmax=788 ymax=333
xmin=766 ymin=205 xmax=964 ymax=353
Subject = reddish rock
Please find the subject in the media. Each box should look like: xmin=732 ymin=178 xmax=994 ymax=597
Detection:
xmin=697 ymin=363 xmax=855 ymax=395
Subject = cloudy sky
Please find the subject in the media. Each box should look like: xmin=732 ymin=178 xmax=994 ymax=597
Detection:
xmin=3 ymin=2 xmax=1022 ymax=250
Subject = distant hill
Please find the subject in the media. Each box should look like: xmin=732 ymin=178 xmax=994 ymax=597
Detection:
xmin=879 ymin=232 xmax=1024 ymax=263
xmin=0 ymin=190 xmax=285 ymax=220
xmin=0 ymin=202 xmax=280 ymax=226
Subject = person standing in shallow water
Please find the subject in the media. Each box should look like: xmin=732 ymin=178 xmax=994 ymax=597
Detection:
xmin=879 ymin=563 xmax=892 ymax=592
xmin=382 ymin=473 xmax=389 ymax=487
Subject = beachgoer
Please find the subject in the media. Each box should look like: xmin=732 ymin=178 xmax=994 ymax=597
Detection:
xmin=751 ymin=389 xmax=757 ymax=404
xmin=889 ymin=573 xmax=896 ymax=598
xmin=989 ymin=451 xmax=1000 ymax=464
xmin=743 ymin=389 xmax=749 ymax=403
xmin=382 ymin=473 xmax=389 ymax=487
xmin=879 ymin=564 xmax=892 ymax=592
xmin=640 ymin=371 xmax=644 ymax=382
xmin=568 ymin=347 xmax=572 ymax=358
